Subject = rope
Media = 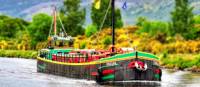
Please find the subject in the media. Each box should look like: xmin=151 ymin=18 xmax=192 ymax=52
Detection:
xmin=90 ymin=0 xmax=112 ymax=46
xmin=57 ymin=12 xmax=68 ymax=36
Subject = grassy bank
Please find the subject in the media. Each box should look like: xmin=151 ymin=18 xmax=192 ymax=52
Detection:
xmin=0 ymin=50 xmax=37 ymax=59
xmin=160 ymin=53 xmax=200 ymax=72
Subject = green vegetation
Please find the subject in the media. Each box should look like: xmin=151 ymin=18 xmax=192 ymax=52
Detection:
xmin=28 ymin=13 xmax=52 ymax=49
xmin=61 ymin=0 xmax=85 ymax=36
xmin=136 ymin=18 xmax=170 ymax=42
xmin=160 ymin=53 xmax=200 ymax=71
xmin=91 ymin=0 xmax=123 ymax=30
xmin=194 ymin=15 xmax=200 ymax=24
xmin=0 ymin=15 xmax=28 ymax=39
xmin=103 ymin=36 xmax=112 ymax=46
xmin=171 ymin=0 xmax=195 ymax=39
xmin=85 ymin=24 xmax=97 ymax=37
xmin=0 ymin=50 xmax=37 ymax=59
xmin=80 ymin=41 xmax=86 ymax=49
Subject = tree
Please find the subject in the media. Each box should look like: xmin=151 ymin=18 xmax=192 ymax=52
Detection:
xmin=0 ymin=15 xmax=28 ymax=39
xmin=61 ymin=0 xmax=85 ymax=36
xmin=27 ymin=13 xmax=52 ymax=48
xmin=171 ymin=0 xmax=194 ymax=39
xmin=91 ymin=0 xmax=123 ymax=30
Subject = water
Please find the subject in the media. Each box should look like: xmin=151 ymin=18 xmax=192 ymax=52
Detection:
xmin=0 ymin=58 xmax=200 ymax=87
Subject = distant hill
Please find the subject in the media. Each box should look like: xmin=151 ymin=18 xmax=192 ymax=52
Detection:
xmin=0 ymin=0 xmax=200 ymax=26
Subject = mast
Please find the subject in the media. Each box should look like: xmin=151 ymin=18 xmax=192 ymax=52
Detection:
xmin=53 ymin=7 xmax=57 ymax=36
xmin=111 ymin=0 xmax=115 ymax=52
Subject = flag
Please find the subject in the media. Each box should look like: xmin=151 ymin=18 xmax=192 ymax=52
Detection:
xmin=94 ymin=0 xmax=100 ymax=9
xmin=122 ymin=1 xmax=127 ymax=9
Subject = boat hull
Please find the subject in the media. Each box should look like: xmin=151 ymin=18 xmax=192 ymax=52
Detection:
xmin=37 ymin=57 xmax=162 ymax=83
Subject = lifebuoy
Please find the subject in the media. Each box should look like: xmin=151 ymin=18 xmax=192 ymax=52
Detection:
xmin=128 ymin=61 xmax=148 ymax=71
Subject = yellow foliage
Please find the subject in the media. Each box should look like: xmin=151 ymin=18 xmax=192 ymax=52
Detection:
xmin=126 ymin=26 xmax=139 ymax=33
xmin=72 ymin=26 xmax=200 ymax=54
xmin=0 ymin=40 xmax=8 ymax=49
xmin=117 ymin=34 xmax=128 ymax=43
xmin=132 ymin=39 xmax=140 ymax=47
xmin=36 ymin=42 xmax=47 ymax=50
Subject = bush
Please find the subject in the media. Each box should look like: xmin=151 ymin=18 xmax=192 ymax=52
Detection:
xmin=194 ymin=15 xmax=200 ymax=24
xmin=103 ymin=36 xmax=112 ymax=46
xmin=194 ymin=55 xmax=200 ymax=67
xmin=85 ymin=24 xmax=97 ymax=37
xmin=160 ymin=53 xmax=200 ymax=69
xmin=80 ymin=41 xmax=86 ymax=49
xmin=136 ymin=19 xmax=170 ymax=40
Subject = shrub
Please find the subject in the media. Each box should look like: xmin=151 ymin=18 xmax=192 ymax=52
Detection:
xmin=85 ymin=24 xmax=97 ymax=37
xmin=80 ymin=41 xmax=86 ymax=49
xmin=136 ymin=20 xmax=170 ymax=40
xmin=103 ymin=36 xmax=112 ymax=46
xmin=194 ymin=15 xmax=200 ymax=24
xmin=194 ymin=55 xmax=200 ymax=67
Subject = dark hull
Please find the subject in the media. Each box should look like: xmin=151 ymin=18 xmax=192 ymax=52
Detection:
xmin=37 ymin=58 xmax=162 ymax=83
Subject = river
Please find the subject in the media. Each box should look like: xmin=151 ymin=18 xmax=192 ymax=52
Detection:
xmin=0 ymin=58 xmax=200 ymax=87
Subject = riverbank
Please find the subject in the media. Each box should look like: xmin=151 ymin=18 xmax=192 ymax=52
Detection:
xmin=0 ymin=50 xmax=37 ymax=59
xmin=0 ymin=49 xmax=200 ymax=72
xmin=160 ymin=53 xmax=200 ymax=72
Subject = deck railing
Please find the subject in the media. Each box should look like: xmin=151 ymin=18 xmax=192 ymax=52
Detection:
xmin=39 ymin=51 xmax=103 ymax=63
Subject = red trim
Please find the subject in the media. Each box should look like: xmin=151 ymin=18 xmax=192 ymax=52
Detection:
xmin=102 ymin=69 xmax=115 ymax=75
xmin=91 ymin=72 xmax=98 ymax=76
xmin=155 ymin=69 xmax=160 ymax=74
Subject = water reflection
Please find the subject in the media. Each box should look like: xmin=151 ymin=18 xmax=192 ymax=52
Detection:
xmin=0 ymin=58 xmax=200 ymax=87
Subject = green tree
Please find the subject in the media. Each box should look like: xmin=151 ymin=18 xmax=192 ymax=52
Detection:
xmin=85 ymin=24 xmax=97 ymax=37
xmin=171 ymin=0 xmax=194 ymax=39
xmin=0 ymin=15 xmax=28 ymax=39
xmin=27 ymin=13 xmax=52 ymax=48
xmin=91 ymin=0 xmax=123 ymax=30
xmin=61 ymin=0 xmax=85 ymax=36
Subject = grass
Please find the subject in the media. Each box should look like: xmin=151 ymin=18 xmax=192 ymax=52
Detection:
xmin=0 ymin=50 xmax=37 ymax=59
xmin=160 ymin=53 xmax=200 ymax=70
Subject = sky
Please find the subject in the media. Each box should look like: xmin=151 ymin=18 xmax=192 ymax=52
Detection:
xmin=0 ymin=0 xmax=200 ymax=26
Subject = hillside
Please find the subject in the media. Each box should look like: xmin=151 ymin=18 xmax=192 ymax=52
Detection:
xmin=0 ymin=0 xmax=200 ymax=25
